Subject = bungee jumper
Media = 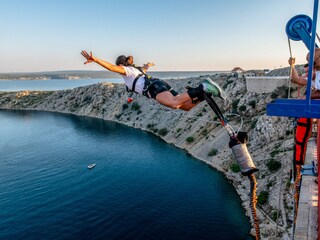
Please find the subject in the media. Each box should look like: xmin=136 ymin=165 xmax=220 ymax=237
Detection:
xmin=118 ymin=55 xmax=179 ymax=103
xmin=81 ymin=50 xmax=226 ymax=111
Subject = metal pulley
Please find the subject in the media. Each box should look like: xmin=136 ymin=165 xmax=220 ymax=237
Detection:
xmin=285 ymin=14 xmax=316 ymax=50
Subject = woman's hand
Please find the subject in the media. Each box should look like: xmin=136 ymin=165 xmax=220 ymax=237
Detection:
xmin=143 ymin=62 xmax=155 ymax=68
xmin=81 ymin=50 xmax=96 ymax=64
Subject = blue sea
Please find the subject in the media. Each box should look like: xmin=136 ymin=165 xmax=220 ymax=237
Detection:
xmin=0 ymin=71 xmax=223 ymax=92
xmin=0 ymin=110 xmax=252 ymax=240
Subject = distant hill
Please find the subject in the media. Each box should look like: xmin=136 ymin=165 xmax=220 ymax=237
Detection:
xmin=0 ymin=70 xmax=120 ymax=80
xmin=266 ymin=64 xmax=305 ymax=76
xmin=1 ymin=66 xmax=301 ymax=80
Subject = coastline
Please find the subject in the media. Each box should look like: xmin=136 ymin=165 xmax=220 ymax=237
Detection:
xmin=0 ymin=74 xmax=294 ymax=239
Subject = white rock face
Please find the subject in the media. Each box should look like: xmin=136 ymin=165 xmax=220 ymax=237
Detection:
xmin=0 ymin=74 xmax=298 ymax=239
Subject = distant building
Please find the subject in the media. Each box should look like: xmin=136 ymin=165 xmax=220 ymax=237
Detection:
xmin=231 ymin=67 xmax=244 ymax=72
xmin=231 ymin=67 xmax=245 ymax=78
xmin=243 ymin=70 xmax=265 ymax=77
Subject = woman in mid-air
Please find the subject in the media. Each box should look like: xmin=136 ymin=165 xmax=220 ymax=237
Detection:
xmin=81 ymin=50 xmax=225 ymax=111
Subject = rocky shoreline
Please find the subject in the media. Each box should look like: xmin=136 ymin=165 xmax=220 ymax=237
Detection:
xmin=0 ymin=74 xmax=295 ymax=239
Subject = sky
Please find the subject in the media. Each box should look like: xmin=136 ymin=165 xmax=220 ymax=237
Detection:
xmin=0 ymin=0 xmax=319 ymax=72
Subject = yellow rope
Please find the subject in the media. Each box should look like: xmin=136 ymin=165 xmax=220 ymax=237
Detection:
xmin=248 ymin=174 xmax=260 ymax=240
xmin=287 ymin=38 xmax=293 ymax=98
xmin=293 ymin=165 xmax=302 ymax=226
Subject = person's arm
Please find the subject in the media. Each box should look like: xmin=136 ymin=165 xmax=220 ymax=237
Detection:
xmin=288 ymin=57 xmax=307 ymax=85
xmin=81 ymin=50 xmax=126 ymax=75
xmin=141 ymin=62 xmax=155 ymax=72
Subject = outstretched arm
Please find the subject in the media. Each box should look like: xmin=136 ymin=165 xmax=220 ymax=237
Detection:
xmin=141 ymin=62 xmax=155 ymax=72
xmin=81 ymin=50 xmax=126 ymax=75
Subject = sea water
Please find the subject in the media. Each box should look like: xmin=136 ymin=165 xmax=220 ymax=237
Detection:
xmin=0 ymin=71 xmax=224 ymax=92
xmin=0 ymin=79 xmax=117 ymax=92
xmin=0 ymin=110 xmax=252 ymax=240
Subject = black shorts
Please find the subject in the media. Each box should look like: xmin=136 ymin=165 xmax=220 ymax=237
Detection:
xmin=145 ymin=79 xmax=178 ymax=99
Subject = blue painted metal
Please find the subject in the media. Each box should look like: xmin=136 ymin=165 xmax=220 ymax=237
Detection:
xmin=301 ymin=161 xmax=318 ymax=176
xmin=267 ymin=99 xmax=320 ymax=118
xmin=267 ymin=0 xmax=319 ymax=119
xmin=305 ymin=0 xmax=319 ymax=104
xmin=286 ymin=14 xmax=315 ymax=49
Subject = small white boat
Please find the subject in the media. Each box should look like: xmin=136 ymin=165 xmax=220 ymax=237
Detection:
xmin=88 ymin=163 xmax=96 ymax=169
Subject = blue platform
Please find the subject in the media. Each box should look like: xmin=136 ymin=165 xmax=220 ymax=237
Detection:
xmin=267 ymin=99 xmax=320 ymax=118
xmin=267 ymin=0 xmax=319 ymax=119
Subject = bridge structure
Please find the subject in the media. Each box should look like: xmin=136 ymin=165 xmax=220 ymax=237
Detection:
xmin=267 ymin=1 xmax=320 ymax=239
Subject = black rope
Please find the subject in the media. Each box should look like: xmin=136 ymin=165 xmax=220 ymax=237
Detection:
xmin=204 ymin=93 xmax=226 ymax=123
xmin=204 ymin=93 xmax=236 ymax=137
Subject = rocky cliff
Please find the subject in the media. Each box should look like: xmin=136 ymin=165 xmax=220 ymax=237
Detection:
xmin=0 ymin=74 xmax=297 ymax=239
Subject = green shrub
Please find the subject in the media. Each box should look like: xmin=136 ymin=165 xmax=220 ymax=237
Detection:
xmin=186 ymin=136 xmax=194 ymax=143
xmin=83 ymin=95 xmax=92 ymax=103
xmin=270 ymin=149 xmax=282 ymax=157
xmin=232 ymin=99 xmax=240 ymax=110
xmin=257 ymin=191 xmax=269 ymax=205
xmin=271 ymin=92 xmax=279 ymax=99
xmin=131 ymin=102 xmax=141 ymax=111
xmin=271 ymin=210 xmax=280 ymax=221
xmin=208 ymin=148 xmax=218 ymax=156
xmin=250 ymin=119 xmax=258 ymax=129
xmin=286 ymin=130 xmax=293 ymax=136
xmin=158 ymin=128 xmax=168 ymax=136
xmin=201 ymin=129 xmax=208 ymax=136
xmin=230 ymin=163 xmax=240 ymax=173
xmin=122 ymin=103 xmax=129 ymax=110
xmin=248 ymin=100 xmax=256 ymax=109
xmin=276 ymin=86 xmax=289 ymax=98
xmin=267 ymin=159 xmax=282 ymax=172
xmin=239 ymin=105 xmax=247 ymax=111
xmin=267 ymin=181 xmax=274 ymax=189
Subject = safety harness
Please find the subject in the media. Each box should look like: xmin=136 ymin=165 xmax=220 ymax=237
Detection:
xmin=126 ymin=66 xmax=177 ymax=98
xmin=294 ymin=118 xmax=312 ymax=166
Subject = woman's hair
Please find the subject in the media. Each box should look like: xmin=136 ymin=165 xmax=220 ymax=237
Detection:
xmin=115 ymin=55 xmax=127 ymax=66
xmin=115 ymin=55 xmax=134 ymax=66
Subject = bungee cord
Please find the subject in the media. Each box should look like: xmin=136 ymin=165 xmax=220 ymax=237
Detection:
xmin=204 ymin=93 xmax=260 ymax=240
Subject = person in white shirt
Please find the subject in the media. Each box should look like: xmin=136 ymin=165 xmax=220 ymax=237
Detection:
xmin=81 ymin=50 xmax=226 ymax=111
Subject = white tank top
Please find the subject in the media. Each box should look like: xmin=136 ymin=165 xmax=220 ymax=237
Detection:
xmin=122 ymin=66 xmax=146 ymax=94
